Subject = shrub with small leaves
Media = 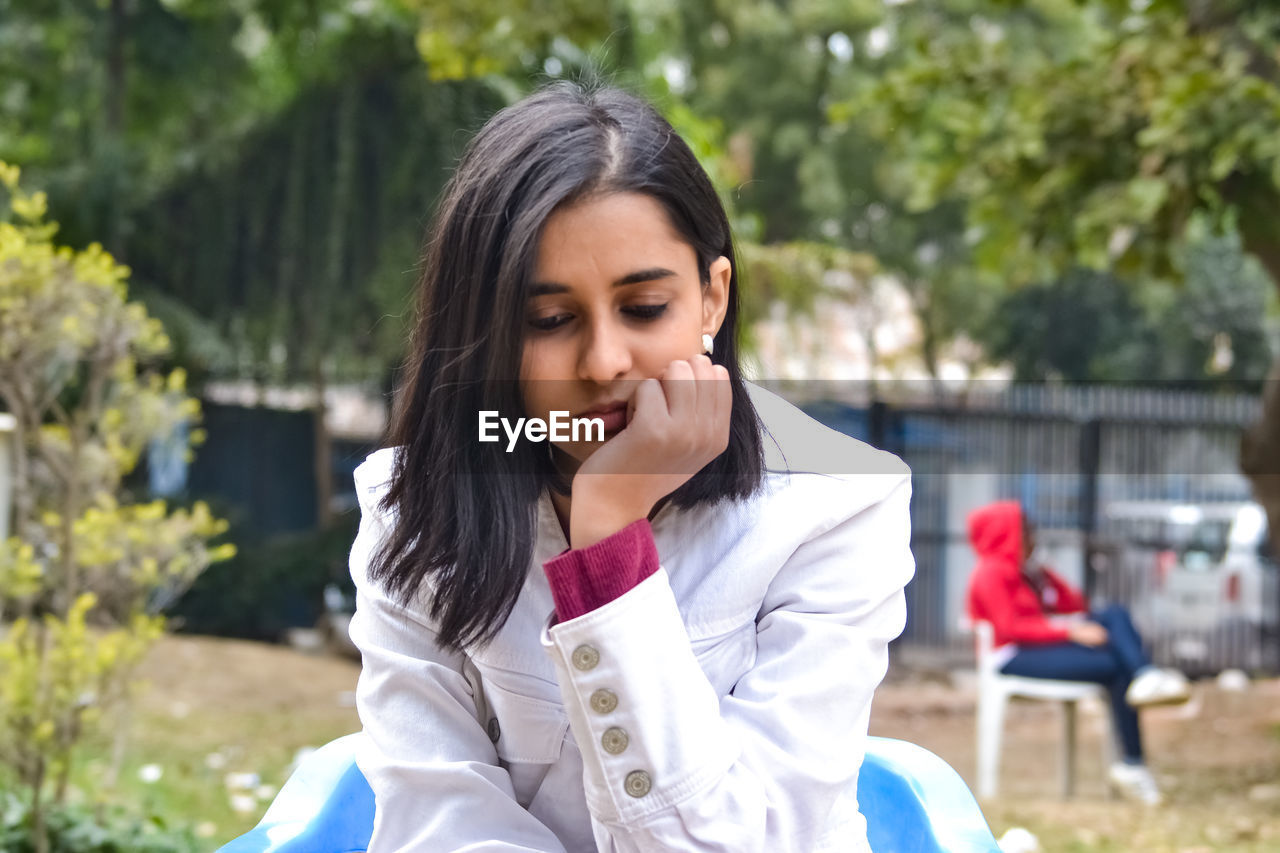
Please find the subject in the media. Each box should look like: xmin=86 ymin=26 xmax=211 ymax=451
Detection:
xmin=0 ymin=162 xmax=233 ymax=851
xmin=0 ymin=791 xmax=199 ymax=853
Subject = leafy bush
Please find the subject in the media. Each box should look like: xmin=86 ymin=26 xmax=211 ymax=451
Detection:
xmin=0 ymin=792 xmax=199 ymax=853
xmin=0 ymin=162 xmax=234 ymax=851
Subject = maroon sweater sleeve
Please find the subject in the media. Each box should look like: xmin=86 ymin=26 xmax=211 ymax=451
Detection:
xmin=542 ymin=519 xmax=660 ymax=622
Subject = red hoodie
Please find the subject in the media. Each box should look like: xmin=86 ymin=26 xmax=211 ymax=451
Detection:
xmin=964 ymin=501 xmax=1087 ymax=648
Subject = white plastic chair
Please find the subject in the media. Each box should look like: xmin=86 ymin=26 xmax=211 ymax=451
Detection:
xmin=969 ymin=619 xmax=1113 ymax=799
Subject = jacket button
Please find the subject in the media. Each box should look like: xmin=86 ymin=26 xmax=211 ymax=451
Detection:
xmin=589 ymin=689 xmax=618 ymax=714
xmin=486 ymin=718 xmax=500 ymax=743
xmin=624 ymin=770 xmax=651 ymax=798
xmin=601 ymin=727 xmax=629 ymax=754
xmin=572 ymin=644 xmax=600 ymax=671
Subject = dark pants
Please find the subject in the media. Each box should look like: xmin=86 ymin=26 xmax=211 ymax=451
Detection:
xmin=1000 ymin=604 xmax=1150 ymax=763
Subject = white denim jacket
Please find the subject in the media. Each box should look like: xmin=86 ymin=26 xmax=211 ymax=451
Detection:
xmin=348 ymin=384 xmax=914 ymax=852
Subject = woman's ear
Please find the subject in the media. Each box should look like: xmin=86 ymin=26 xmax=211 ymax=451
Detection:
xmin=702 ymin=255 xmax=731 ymax=339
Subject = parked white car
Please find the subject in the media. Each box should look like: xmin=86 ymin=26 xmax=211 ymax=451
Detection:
xmin=1099 ymin=500 xmax=1277 ymax=673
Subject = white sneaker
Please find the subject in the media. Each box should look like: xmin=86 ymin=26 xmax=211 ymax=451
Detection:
xmin=1108 ymin=762 xmax=1163 ymax=806
xmin=1126 ymin=667 xmax=1190 ymax=708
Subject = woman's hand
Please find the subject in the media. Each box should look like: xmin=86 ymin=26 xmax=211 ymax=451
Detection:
xmin=569 ymin=355 xmax=731 ymax=549
xmin=1068 ymin=621 xmax=1109 ymax=647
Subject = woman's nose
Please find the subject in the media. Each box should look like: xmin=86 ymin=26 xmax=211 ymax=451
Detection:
xmin=579 ymin=321 xmax=632 ymax=383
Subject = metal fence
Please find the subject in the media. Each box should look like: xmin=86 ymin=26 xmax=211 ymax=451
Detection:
xmin=793 ymin=382 xmax=1278 ymax=676
xmin=179 ymin=386 xmax=1276 ymax=672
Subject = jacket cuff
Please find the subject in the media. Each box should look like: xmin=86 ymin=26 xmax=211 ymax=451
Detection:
xmin=539 ymin=568 xmax=736 ymax=824
xmin=542 ymin=519 xmax=660 ymax=622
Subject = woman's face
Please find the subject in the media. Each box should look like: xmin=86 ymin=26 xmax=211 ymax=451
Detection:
xmin=520 ymin=191 xmax=730 ymax=470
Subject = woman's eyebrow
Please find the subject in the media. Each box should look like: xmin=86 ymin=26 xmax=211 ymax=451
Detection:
xmin=614 ymin=267 xmax=677 ymax=286
xmin=529 ymin=267 xmax=677 ymax=296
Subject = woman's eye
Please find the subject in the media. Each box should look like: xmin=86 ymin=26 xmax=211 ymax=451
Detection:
xmin=624 ymin=303 xmax=668 ymax=321
xmin=528 ymin=313 xmax=572 ymax=331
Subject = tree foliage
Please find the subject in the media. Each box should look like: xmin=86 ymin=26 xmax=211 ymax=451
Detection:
xmin=988 ymin=229 xmax=1276 ymax=383
xmin=848 ymin=0 xmax=1280 ymax=289
xmin=845 ymin=0 xmax=1280 ymax=547
xmin=7 ymin=0 xmax=1278 ymax=388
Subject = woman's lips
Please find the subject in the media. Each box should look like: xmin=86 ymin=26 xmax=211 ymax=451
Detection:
xmin=578 ymin=404 xmax=627 ymax=434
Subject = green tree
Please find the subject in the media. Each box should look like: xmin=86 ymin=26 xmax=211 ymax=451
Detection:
xmin=848 ymin=0 xmax=1280 ymax=545
xmin=395 ymin=0 xmax=994 ymax=375
xmin=652 ymin=1 xmax=1000 ymax=377
xmin=989 ymin=230 xmax=1276 ymax=383
xmin=987 ymin=267 xmax=1154 ymax=382
xmin=0 ymin=0 xmax=418 ymax=252
xmin=2 ymin=0 xmax=474 ymax=526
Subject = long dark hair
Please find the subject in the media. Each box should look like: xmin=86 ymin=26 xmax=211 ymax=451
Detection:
xmin=372 ymin=80 xmax=765 ymax=651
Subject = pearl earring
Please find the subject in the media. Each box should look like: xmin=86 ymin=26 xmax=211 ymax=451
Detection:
xmin=701 ymin=333 xmax=715 ymax=357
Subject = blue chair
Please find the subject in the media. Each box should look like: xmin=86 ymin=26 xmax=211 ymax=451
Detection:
xmin=219 ymin=735 xmax=1000 ymax=853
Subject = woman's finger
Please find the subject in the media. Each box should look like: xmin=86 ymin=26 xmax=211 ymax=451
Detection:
xmin=711 ymin=364 xmax=732 ymax=449
xmin=689 ymin=354 xmax=718 ymax=430
xmin=659 ymin=358 xmax=696 ymax=422
xmin=632 ymin=376 xmax=667 ymax=426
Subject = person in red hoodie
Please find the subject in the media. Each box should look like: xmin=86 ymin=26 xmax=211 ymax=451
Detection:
xmin=965 ymin=500 xmax=1189 ymax=805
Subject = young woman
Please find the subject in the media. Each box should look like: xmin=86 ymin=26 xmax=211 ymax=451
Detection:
xmin=965 ymin=501 xmax=1189 ymax=805
xmin=348 ymin=81 xmax=914 ymax=851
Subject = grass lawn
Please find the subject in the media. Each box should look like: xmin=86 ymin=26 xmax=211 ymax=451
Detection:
xmin=69 ymin=634 xmax=362 ymax=846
